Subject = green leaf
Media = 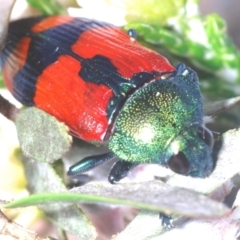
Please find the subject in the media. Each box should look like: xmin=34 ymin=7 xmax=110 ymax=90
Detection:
xmin=4 ymin=181 xmax=229 ymax=219
xmin=125 ymin=13 xmax=240 ymax=91
xmin=0 ymin=73 xmax=5 ymax=88
xmin=15 ymin=107 xmax=72 ymax=163
xmin=26 ymin=0 xmax=66 ymax=15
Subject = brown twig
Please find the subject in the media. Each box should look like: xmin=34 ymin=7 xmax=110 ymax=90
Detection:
xmin=0 ymin=94 xmax=19 ymax=121
xmin=0 ymin=209 xmax=51 ymax=240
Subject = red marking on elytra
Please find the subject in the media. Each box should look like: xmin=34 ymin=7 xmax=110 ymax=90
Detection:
xmin=31 ymin=15 xmax=74 ymax=33
xmin=72 ymin=26 xmax=175 ymax=79
xmin=34 ymin=54 xmax=113 ymax=141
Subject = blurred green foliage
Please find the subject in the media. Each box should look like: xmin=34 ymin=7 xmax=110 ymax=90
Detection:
xmin=0 ymin=74 xmax=4 ymax=88
xmin=125 ymin=12 xmax=240 ymax=97
xmin=124 ymin=0 xmax=187 ymax=25
xmin=26 ymin=0 xmax=66 ymax=15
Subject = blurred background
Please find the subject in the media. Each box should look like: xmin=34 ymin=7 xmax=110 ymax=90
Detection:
xmin=200 ymin=0 xmax=240 ymax=48
xmin=0 ymin=0 xmax=240 ymax=239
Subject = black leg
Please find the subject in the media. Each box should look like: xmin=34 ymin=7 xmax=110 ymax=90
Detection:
xmin=108 ymin=160 xmax=139 ymax=184
xmin=159 ymin=212 xmax=173 ymax=229
xmin=68 ymin=152 xmax=115 ymax=178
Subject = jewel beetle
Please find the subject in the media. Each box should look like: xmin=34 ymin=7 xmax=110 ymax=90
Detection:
xmin=0 ymin=15 xmax=214 ymax=183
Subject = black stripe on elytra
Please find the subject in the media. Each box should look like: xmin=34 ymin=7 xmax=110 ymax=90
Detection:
xmin=79 ymin=54 xmax=159 ymax=125
xmin=0 ymin=16 xmax=45 ymax=69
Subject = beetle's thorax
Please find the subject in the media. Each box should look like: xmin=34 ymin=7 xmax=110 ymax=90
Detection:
xmin=108 ymin=67 xmax=204 ymax=164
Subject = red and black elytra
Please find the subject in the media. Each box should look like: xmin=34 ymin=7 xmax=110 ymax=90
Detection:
xmin=0 ymin=15 xmax=214 ymax=185
xmin=0 ymin=15 xmax=174 ymax=141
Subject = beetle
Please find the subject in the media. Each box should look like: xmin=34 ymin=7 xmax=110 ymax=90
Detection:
xmin=0 ymin=15 xmax=214 ymax=184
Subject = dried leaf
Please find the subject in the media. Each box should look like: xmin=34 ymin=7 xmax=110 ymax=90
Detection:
xmin=16 ymin=108 xmax=72 ymax=163
xmin=204 ymin=96 xmax=240 ymax=116
xmin=20 ymin=157 xmax=97 ymax=240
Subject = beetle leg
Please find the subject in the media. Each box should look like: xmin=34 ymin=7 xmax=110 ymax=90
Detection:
xmin=159 ymin=212 xmax=173 ymax=229
xmin=108 ymin=160 xmax=139 ymax=184
xmin=67 ymin=152 xmax=115 ymax=178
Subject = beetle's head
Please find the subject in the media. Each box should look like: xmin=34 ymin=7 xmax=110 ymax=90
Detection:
xmin=164 ymin=124 xmax=213 ymax=177
xmin=109 ymin=64 xmax=214 ymax=177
